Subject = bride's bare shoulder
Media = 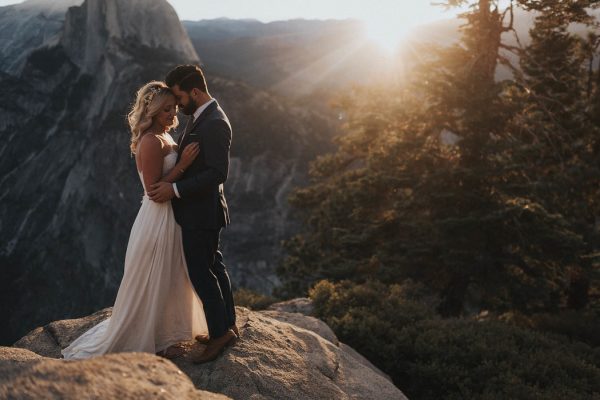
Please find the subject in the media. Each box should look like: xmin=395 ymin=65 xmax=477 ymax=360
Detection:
xmin=138 ymin=133 xmax=164 ymax=156
xmin=139 ymin=132 xmax=164 ymax=146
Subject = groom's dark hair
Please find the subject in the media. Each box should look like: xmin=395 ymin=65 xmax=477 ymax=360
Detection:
xmin=165 ymin=64 xmax=209 ymax=94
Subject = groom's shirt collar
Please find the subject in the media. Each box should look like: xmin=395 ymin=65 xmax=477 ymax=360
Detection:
xmin=192 ymin=98 xmax=215 ymax=122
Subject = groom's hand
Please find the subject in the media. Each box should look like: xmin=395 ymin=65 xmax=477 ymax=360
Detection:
xmin=148 ymin=182 xmax=175 ymax=203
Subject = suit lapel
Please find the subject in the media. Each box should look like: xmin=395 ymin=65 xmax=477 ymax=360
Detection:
xmin=178 ymin=101 xmax=218 ymax=145
xmin=177 ymin=116 xmax=194 ymax=147
xmin=177 ymin=100 xmax=219 ymax=155
xmin=189 ymin=100 xmax=218 ymax=133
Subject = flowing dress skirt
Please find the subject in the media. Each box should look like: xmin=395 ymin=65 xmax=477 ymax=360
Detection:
xmin=62 ymin=195 xmax=208 ymax=359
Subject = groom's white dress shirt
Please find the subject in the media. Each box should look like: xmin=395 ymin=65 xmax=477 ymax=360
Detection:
xmin=172 ymin=98 xmax=215 ymax=199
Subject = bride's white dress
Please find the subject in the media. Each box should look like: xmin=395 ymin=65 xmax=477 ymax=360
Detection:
xmin=62 ymin=150 xmax=208 ymax=359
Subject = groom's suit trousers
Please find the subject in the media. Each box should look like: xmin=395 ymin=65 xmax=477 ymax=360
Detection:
xmin=181 ymin=227 xmax=236 ymax=339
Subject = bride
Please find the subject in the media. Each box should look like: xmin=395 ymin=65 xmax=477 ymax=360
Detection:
xmin=62 ymin=81 xmax=208 ymax=359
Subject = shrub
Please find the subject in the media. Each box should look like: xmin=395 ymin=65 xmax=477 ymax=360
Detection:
xmin=310 ymin=279 xmax=600 ymax=400
xmin=233 ymin=288 xmax=278 ymax=310
xmin=529 ymin=310 xmax=600 ymax=348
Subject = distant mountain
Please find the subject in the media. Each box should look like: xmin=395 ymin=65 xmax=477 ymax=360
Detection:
xmin=184 ymin=18 xmax=398 ymax=98
xmin=184 ymin=8 xmax=599 ymax=97
xmin=0 ymin=0 xmax=334 ymax=344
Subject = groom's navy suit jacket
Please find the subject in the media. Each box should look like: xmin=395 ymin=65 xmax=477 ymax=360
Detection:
xmin=173 ymin=100 xmax=231 ymax=230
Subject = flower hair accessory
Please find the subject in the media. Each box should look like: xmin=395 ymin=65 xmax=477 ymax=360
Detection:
xmin=143 ymin=86 xmax=163 ymax=106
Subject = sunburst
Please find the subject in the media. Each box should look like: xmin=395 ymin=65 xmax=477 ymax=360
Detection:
xmin=364 ymin=17 xmax=412 ymax=54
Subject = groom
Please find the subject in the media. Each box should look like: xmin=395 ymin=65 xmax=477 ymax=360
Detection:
xmin=148 ymin=64 xmax=238 ymax=363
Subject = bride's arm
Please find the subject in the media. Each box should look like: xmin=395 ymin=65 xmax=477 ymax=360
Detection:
xmin=139 ymin=136 xmax=199 ymax=190
xmin=160 ymin=143 xmax=199 ymax=183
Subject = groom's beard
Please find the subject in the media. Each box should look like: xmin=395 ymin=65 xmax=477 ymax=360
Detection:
xmin=182 ymin=97 xmax=199 ymax=116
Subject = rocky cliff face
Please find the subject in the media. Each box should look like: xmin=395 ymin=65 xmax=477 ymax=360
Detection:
xmin=7 ymin=304 xmax=407 ymax=400
xmin=0 ymin=0 xmax=198 ymax=345
xmin=0 ymin=0 xmax=82 ymax=74
xmin=0 ymin=0 xmax=334 ymax=344
xmin=61 ymin=0 xmax=197 ymax=74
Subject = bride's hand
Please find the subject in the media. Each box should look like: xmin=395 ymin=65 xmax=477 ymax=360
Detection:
xmin=179 ymin=142 xmax=200 ymax=169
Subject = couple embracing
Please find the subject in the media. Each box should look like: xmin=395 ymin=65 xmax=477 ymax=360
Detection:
xmin=62 ymin=65 xmax=238 ymax=364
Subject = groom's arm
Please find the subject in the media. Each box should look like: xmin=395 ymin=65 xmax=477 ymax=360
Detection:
xmin=175 ymin=119 xmax=231 ymax=198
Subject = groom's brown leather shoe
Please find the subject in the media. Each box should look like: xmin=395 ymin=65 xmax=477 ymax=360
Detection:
xmin=195 ymin=324 xmax=240 ymax=344
xmin=192 ymin=329 xmax=236 ymax=364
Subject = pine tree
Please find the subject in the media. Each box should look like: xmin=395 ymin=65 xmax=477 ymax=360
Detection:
xmin=507 ymin=0 xmax=600 ymax=309
xmin=278 ymin=0 xmax=600 ymax=315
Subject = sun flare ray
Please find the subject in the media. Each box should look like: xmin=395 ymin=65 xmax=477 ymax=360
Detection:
xmin=364 ymin=18 xmax=411 ymax=53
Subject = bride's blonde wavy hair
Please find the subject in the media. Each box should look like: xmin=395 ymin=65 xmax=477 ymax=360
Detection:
xmin=127 ymin=81 xmax=179 ymax=154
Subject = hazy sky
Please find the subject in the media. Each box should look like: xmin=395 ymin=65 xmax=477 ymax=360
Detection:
xmin=167 ymin=0 xmax=458 ymax=23
xmin=0 ymin=0 xmax=460 ymax=23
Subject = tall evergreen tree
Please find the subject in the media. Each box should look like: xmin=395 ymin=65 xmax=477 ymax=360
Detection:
xmin=508 ymin=0 xmax=600 ymax=309
xmin=278 ymin=0 xmax=600 ymax=315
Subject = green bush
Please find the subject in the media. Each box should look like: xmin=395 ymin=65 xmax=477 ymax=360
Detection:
xmin=496 ymin=309 xmax=600 ymax=349
xmin=233 ymin=288 xmax=278 ymax=310
xmin=310 ymin=279 xmax=600 ymax=400
xmin=529 ymin=310 xmax=600 ymax=348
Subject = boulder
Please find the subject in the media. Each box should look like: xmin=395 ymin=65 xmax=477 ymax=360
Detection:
xmin=14 ymin=308 xmax=113 ymax=359
xmin=0 ymin=347 xmax=230 ymax=399
xmin=267 ymin=298 xmax=314 ymax=316
xmin=14 ymin=306 xmax=407 ymax=400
